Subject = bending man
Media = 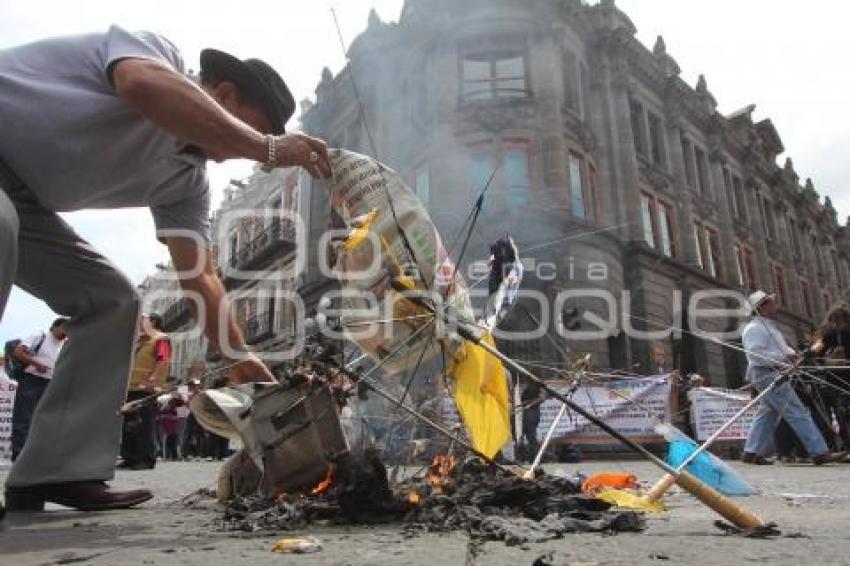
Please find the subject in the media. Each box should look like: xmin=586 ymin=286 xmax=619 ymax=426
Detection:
xmin=0 ymin=26 xmax=330 ymax=512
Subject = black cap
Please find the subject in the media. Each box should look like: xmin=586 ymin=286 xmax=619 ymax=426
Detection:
xmin=200 ymin=49 xmax=295 ymax=135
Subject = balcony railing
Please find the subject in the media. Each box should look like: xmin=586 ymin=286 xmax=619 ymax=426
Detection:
xmin=223 ymin=218 xmax=296 ymax=282
xmin=243 ymin=310 xmax=274 ymax=345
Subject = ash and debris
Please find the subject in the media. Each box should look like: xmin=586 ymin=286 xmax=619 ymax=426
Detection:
xmin=274 ymin=334 xmax=356 ymax=407
xmin=219 ymin=455 xmax=644 ymax=545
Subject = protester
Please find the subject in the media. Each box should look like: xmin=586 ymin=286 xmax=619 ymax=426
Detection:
xmin=157 ymin=394 xmax=182 ymax=461
xmin=119 ymin=314 xmax=170 ymax=470
xmin=181 ymin=379 xmax=205 ymax=459
xmin=740 ymin=291 xmax=846 ymax=465
xmin=9 ymin=318 xmax=68 ymax=461
xmin=811 ymin=304 xmax=850 ymax=449
xmin=0 ymin=27 xmax=331 ymax=513
xmin=520 ymin=380 xmax=545 ymax=462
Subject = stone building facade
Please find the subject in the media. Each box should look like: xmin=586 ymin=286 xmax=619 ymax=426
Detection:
xmin=299 ymin=0 xmax=850 ymax=386
xmin=144 ymin=166 xmax=306 ymax=382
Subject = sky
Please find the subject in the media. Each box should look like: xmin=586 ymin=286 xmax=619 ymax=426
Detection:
xmin=0 ymin=0 xmax=848 ymax=344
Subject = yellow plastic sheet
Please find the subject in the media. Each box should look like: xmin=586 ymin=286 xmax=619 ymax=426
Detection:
xmin=595 ymin=488 xmax=666 ymax=513
xmin=448 ymin=332 xmax=511 ymax=459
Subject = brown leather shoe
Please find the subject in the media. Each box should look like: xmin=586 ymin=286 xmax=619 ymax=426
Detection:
xmin=812 ymin=451 xmax=849 ymax=466
xmin=5 ymin=481 xmax=153 ymax=512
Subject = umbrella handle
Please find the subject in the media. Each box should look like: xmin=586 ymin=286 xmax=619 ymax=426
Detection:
xmin=643 ymin=474 xmax=676 ymax=502
xmin=675 ymin=470 xmax=763 ymax=529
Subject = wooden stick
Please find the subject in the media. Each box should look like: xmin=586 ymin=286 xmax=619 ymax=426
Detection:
xmin=459 ymin=324 xmax=765 ymax=529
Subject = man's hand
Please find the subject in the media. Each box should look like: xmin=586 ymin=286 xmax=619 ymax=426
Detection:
xmin=33 ymin=361 xmax=49 ymax=374
xmin=228 ymin=353 xmax=275 ymax=384
xmin=274 ymin=133 xmax=331 ymax=178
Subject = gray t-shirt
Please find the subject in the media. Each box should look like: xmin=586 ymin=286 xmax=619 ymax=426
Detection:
xmin=0 ymin=25 xmax=210 ymax=242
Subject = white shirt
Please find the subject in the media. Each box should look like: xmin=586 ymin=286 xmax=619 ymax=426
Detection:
xmin=742 ymin=317 xmax=795 ymax=369
xmin=23 ymin=332 xmax=65 ymax=380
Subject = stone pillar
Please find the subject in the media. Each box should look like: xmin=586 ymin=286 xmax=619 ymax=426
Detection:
xmin=584 ymin=55 xmax=618 ymax=229
xmin=606 ymin=55 xmax=644 ymax=243
xmin=529 ymin=35 xmax=568 ymax=205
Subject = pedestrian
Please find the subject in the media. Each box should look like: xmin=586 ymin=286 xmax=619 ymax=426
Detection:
xmin=9 ymin=318 xmax=68 ymax=461
xmin=0 ymin=26 xmax=331 ymax=513
xmin=157 ymin=395 xmax=181 ymax=461
xmin=119 ymin=314 xmax=170 ymax=470
xmin=520 ymin=380 xmax=544 ymax=462
xmin=181 ymin=379 xmax=204 ymax=459
xmin=811 ymin=305 xmax=850 ymax=449
xmin=740 ymin=290 xmax=847 ymax=465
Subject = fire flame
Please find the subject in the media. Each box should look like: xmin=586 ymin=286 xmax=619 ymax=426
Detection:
xmin=427 ymin=454 xmax=456 ymax=493
xmin=310 ymin=465 xmax=334 ymax=496
xmin=408 ymin=491 xmax=422 ymax=505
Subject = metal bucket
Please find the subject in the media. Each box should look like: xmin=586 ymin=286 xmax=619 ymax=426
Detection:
xmin=192 ymin=383 xmax=349 ymax=496
xmin=252 ymin=385 xmax=349 ymax=494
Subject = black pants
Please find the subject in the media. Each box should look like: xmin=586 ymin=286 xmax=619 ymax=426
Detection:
xmin=10 ymin=372 xmax=50 ymax=460
xmin=120 ymin=390 xmax=157 ymax=467
xmin=521 ymin=411 xmax=540 ymax=462
xmin=181 ymin=414 xmax=204 ymax=458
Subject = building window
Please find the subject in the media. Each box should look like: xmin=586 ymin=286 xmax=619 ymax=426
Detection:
xmin=811 ymin=233 xmax=824 ymax=273
xmin=831 ymin=248 xmax=843 ymax=287
xmin=743 ymin=247 xmax=758 ymax=291
xmin=647 ymin=112 xmax=666 ymax=168
xmin=759 ymin=194 xmax=776 ymax=241
xmin=772 ymin=264 xmax=787 ymax=307
xmin=694 ymin=146 xmax=710 ymax=196
xmin=640 ymin=193 xmax=656 ymax=249
xmin=693 ymin=222 xmax=705 ymax=269
xmin=723 ymin=167 xmax=736 ymax=217
xmin=228 ymin=233 xmax=238 ymax=268
xmin=732 ymin=175 xmax=747 ymax=219
xmin=705 ymin=227 xmax=722 ymax=279
xmin=415 ymin=165 xmax=430 ymax=207
xmin=735 ymin=244 xmax=758 ymax=291
xmin=563 ymin=49 xmax=579 ymax=112
xmin=694 ymin=221 xmax=721 ymax=277
xmin=788 ymin=217 xmax=801 ymax=257
xmin=800 ymin=279 xmax=813 ymax=319
xmin=681 ymin=137 xmax=695 ymax=188
xmin=469 ymin=150 xmax=495 ymax=196
xmin=657 ymin=201 xmax=675 ymax=257
xmin=630 ymin=99 xmax=647 ymax=157
xmin=504 ymin=147 xmax=530 ymax=208
xmin=462 ymin=52 xmax=528 ymax=101
xmin=467 ymin=142 xmax=533 ymax=209
xmin=568 ymin=152 xmax=588 ymax=219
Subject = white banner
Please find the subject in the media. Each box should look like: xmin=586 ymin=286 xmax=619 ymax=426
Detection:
xmin=535 ymin=376 xmax=671 ymax=443
xmin=689 ymin=387 xmax=756 ymax=441
xmin=0 ymin=370 xmax=17 ymax=466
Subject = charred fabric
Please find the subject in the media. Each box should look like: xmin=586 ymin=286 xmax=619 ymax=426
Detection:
xmin=222 ymin=455 xmax=644 ymax=545
xmin=213 ymin=336 xmax=644 ymax=545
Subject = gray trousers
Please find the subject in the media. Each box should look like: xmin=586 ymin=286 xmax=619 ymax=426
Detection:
xmin=0 ymin=162 xmax=139 ymax=487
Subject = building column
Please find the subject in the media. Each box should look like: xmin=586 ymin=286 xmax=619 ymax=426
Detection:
xmin=606 ymin=55 xmax=644 ymax=243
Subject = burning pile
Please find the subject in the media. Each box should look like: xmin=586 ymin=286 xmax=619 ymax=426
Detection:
xmin=220 ymin=452 xmax=644 ymax=545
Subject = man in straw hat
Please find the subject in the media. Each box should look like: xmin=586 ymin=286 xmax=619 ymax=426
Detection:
xmin=0 ymin=26 xmax=331 ymax=513
xmin=740 ymin=290 xmax=846 ymax=465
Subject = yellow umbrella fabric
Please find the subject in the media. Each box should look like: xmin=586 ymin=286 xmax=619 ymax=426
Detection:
xmin=448 ymin=332 xmax=511 ymax=459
